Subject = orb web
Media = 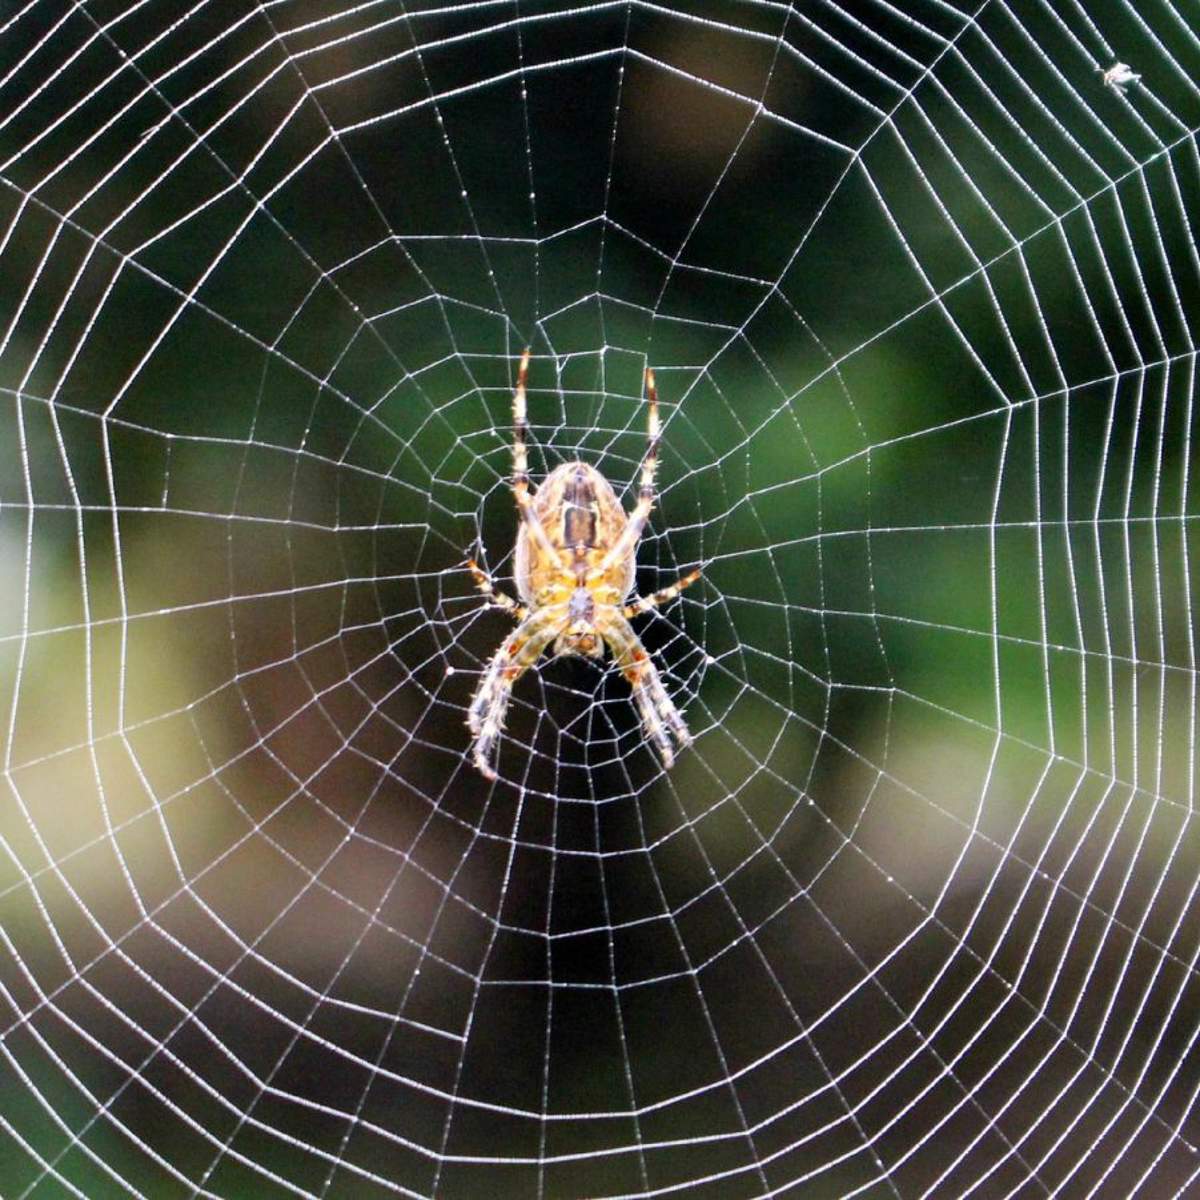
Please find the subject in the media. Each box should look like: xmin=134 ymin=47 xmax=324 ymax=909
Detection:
xmin=2 ymin=1 xmax=1199 ymax=1197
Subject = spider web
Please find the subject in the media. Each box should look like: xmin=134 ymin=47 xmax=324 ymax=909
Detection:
xmin=2 ymin=0 xmax=1200 ymax=1196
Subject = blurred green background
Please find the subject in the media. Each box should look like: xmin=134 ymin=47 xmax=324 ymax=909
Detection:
xmin=2 ymin=1 xmax=1199 ymax=1197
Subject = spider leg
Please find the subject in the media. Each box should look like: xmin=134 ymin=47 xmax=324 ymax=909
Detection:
xmin=467 ymin=607 xmax=561 ymax=779
xmin=594 ymin=365 xmax=661 ymax=578
xmin=601 ymin=611 xmax=691 ymax=769
xmin=510 ymin=348 xmax=564 ymax=567
xmin=623 ymin=568 xmax=701 ymax=619
xmin=467 ymin=558 xmax=528 ymax=620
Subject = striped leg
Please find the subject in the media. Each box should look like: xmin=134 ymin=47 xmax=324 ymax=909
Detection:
xmin=595 ymin=365 xmax=661 ymax=577
xmin=510 ymin=348 xmax=562 ymax=566
xmin=624 ymin=568 xmax=701 ymax=619
xmin=467 ymin=607 xmax=560 ymax=779
xmin=512 ymin=347 xmax=531 ymax=490
xmin=602 ymin=612 xmax=691 ymax=769
xmin=468 ymin=558 xmax=527 ymax=620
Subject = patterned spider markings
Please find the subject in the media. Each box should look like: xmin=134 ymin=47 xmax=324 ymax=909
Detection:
xmin=466 ymin=351 xmax=700 ymax=780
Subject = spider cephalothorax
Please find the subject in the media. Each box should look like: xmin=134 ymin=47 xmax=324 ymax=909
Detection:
xmin=466 ymin=350 xmax=700 ymax=779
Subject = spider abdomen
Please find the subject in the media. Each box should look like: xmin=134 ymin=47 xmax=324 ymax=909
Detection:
xmin=513 ymin=461 xmax=634 ymax=605
xmin=562 ymin=464 xmax=598 ymax=551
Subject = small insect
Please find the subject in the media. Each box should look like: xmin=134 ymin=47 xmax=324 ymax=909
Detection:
xmin=1100 ymin=62 xmax=1140 ymax=95
xmin=466 ymin=350 xmax=700 ymax=779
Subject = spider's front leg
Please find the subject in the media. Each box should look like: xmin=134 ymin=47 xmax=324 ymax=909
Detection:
xmin=510 ymin=348 xmax=562 ymax=566
xmin=595 ymin=365 xmax=662 ymax=578
xmin=467 ymin=608 xmax=561 ymax=779
xmin=602 ymin=612 xmax=692 ymax=769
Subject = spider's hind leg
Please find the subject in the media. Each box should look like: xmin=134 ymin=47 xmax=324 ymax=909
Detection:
xmin=602 ymin=612 xmax=692 ymax=769
xmin=467 ymin=607 xmax=560 ymax=779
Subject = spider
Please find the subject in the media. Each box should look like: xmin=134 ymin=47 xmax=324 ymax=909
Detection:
xmin=1100 ymin=61 xmax=1140 ymax=95
xmin=466 ymin=350 xmax=700 ymax=780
